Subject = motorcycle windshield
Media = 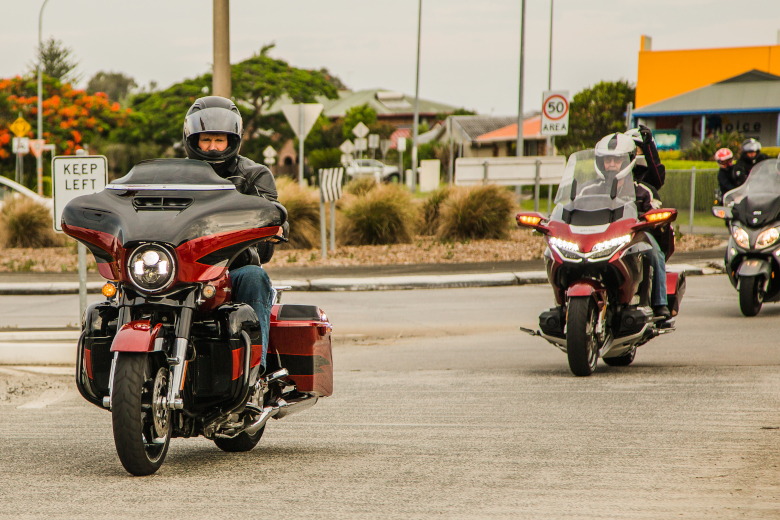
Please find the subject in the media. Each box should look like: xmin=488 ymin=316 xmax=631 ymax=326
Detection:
xmin=62 ymin=159 xmax=284 ymax=248
xmin=551 ymin=150 xmax=637 ymax=225
xmin=724 ymin=159 xmax=780 ymax=206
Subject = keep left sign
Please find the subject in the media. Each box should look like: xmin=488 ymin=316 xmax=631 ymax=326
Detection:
xmin=52 ymin=155 xmax=108 ymax=232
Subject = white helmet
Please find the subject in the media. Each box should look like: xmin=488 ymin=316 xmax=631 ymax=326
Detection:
xmin=594 ymin=133 xmax=637 ymax=176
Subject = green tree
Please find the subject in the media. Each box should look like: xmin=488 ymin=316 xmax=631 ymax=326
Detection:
xmin=232 ymin=44 xmax=339 ymax=142
xmin=128 ymin=45 xmax=340 ymax=156
xmin=30 ymin=37 xmax=80 ymax=83
xmin=342 ymin=104 xmax=378 ymax=138
xmin=87 ymin=71 xmax=138 ymax=103
xmin=556 ymin=80 xmax=635 ymax=152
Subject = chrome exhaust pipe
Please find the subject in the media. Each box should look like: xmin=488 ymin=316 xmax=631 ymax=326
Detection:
xmin=244 ymin=393 xmax=318 ymax=435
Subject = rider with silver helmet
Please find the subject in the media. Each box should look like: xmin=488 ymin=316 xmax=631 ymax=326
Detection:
xmin=183 ymin=95 xmax=282 ymax=372
xmin=733 ymin=138 xmax=769 ymax=182
xmin=595 ymin=133 xmax=669 ymax=319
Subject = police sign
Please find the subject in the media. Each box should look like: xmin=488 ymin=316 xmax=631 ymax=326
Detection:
xmin=52 ymin=155 xmax=108 ymax=232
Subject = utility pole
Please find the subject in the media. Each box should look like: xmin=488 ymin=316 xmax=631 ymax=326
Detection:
xmin=547 ymin=0 xmax=554 ymax=156
xmin=37 ymin=0 xmax=51 ymax=196
xmin=411 ymin=0 xmax=422 ymax=192
xmin=213 ymin=0 xmax=231 ymax=98
xmin=516 ymin=0 xmax=526 ymax=158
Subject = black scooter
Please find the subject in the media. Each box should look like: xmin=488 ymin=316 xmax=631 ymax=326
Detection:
xmin=712 ymin=158 xmax=780 ymax=316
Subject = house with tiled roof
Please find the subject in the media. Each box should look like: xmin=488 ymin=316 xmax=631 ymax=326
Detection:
xmin=320 ymin=89 xmax=458 ymax=127
xmin=439 ymin=114 xmax=548 ymax=158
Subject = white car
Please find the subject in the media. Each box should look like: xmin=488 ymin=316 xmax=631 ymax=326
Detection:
xmin=345 ymin=159 xmax=400 ymax=183
xmin=0 ymin=176 xmax=53 ymax=211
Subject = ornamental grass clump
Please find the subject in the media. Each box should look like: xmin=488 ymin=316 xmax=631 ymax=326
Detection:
xmin=419 ymin=186 xmax=451 ymax=236
xmin=275 ymin=177 xmax=320 ymax=249
xmin=344 ymin=176 xmax=377 ymax=197
xmin=0 ymin=197 xmax=63 ymax=248
xmin=340 ymin=184 xmax=417 ymax=246
xmin=436 ymin=185 xmax=514 ymax=241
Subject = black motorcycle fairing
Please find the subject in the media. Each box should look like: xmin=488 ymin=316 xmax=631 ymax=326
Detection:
xmin=62 ymin=159 xmax=284 ymax=253
xmin=731 ymin=194 xmax=780 ymax=228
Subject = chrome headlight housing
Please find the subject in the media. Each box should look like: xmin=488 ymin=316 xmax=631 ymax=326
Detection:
xmin=128 ymin=244 xmax=176 ymax=292
xmin=732 ymin=226 xmax=750 ymax=249
xmin=589 ymin=234 xmax=631 ymax=260
xmin=756 ymin=228 xmax=780 ymax=249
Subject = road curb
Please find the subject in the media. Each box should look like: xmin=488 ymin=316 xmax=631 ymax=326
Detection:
xmin=0 ymin=263 xmax=721 ymax=295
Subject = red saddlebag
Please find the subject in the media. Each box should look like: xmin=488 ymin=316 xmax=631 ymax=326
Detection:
xmin=666 ymin=271 xmax=686 ymax=317
xmin=268 ymin=304 xmax=333 ymax=397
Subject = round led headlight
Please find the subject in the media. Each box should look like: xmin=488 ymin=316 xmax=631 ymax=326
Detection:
xmin=128 ymin=244 xmax=175 ymax=292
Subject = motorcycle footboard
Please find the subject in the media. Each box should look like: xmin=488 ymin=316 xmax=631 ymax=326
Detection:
xmin=267 ymin=304 xmax=333 ymax=397
xmin=665 ymin=271 xmax=686 ymax=317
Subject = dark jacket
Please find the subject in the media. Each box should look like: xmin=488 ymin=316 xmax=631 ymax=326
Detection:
xmin=214 ymin=156 xmax=281 ymax=267
xmin=717 ymin=164 xmax=742 ymax=196
xmin=734 ymin=151 xmax=769 ymax=181
xmin=632 ymin=125 xmax=666 ymax=192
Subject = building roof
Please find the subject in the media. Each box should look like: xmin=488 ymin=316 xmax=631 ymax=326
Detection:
xmin=450 ymin=115 xmax=526 ymax=141
xmin=633 ymin=70 xmax=780 ymax=117
xmin=320 ymin=89 xmax=458 ymax=118
xmin=475 ymin=115 xmax=543 ymax=142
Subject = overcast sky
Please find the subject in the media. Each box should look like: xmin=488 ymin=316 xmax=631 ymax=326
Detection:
xmin=1 ymin=0 xmax=779 ymax=116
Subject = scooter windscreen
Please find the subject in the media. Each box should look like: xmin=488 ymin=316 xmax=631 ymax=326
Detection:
xmin=551 ymin=149 xmax=638 ymax=226
xmin=723 ymin=159 xmax=780 ymax=226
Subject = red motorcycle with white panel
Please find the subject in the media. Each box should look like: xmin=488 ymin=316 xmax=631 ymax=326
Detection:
xmin=518 ymin=150 xmax=685 ymax=376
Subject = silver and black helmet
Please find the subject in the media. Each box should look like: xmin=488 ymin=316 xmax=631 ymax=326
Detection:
xmin=182 ymin=96 xmax=243 ymax=167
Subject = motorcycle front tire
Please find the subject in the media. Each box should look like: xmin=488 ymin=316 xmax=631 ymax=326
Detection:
xmin=566 ymin=296 xmax=599 ymax=377
xmin=111 ymin=353 xmax=171 ymax=476
xmin=739 ymin=275 xmax=763 ymax=317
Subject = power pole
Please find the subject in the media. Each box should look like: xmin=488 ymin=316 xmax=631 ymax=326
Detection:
xmin=411 ymin=0 xmax=422 ymax=192
xmin=516 ymin=0 xmax=526 ymax=158
xmin=213 ymin=0 xmax=231 ymax=98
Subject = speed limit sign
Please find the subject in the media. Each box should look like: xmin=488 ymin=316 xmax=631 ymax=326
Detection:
xmin=541 ymin=90 xmax=570 ymax=136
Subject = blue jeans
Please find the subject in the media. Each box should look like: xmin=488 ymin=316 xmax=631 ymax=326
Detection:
xmin=645 ymin=233 xmax=667 ymax=307
xmin=229 ymin=265 xmax=274 ymax=369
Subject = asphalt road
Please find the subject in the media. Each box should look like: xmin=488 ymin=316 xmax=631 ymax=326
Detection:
xmin=1 ymin=275 xmax=779 ymax=519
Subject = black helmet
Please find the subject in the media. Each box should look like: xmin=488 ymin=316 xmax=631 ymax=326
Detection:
xmin=182 ymin=96 xmax=243 ymax=170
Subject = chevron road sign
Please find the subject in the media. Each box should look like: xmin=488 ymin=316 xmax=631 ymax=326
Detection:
xmin=318 ymin=168 xmax=344 ymax=259
xmin=319 ymin=168 xmax=343 ymax=203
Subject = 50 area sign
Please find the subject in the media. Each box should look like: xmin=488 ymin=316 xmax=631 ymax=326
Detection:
xmin=541 ymin=90 xmax=570 ymax=136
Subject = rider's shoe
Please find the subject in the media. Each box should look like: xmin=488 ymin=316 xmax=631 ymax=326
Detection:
xmin=653 ymin=305 xmax=671 ymax=320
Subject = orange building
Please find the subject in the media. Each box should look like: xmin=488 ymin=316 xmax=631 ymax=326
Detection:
xmin=636 ymin=35 xmax=780 ymax=108
xmin=634 ymin=35 xmax=780 ymax=150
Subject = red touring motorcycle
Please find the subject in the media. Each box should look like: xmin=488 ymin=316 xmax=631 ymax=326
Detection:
xmin=63 ymin=159 xmax=333 ymax=475
xmin=517 ymin=150 xmax=685 ymax=376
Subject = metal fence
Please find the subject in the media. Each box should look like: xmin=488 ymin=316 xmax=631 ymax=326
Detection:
xmin=657 ymin=168 xmax=718 ymax=234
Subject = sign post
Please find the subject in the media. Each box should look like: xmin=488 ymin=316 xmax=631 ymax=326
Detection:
xmin=397 ymin=137 xmax=407 ymax=186
xmin=52 ymin=155 xmax=108 ymax=318
xmin=281 ymin=103 xmax=324 ymax=186
xmin=352 ymin=122 xmax=369 ymax=160
xmin=368 ymin=134 xmax=380 ymax=159
xmin=262 ymin=145 xmax=277 ymax=166
xmin=318 ymin=168 xmax=344 ymax=258
xmin=541 ymin=90 xmax=570 ymax=137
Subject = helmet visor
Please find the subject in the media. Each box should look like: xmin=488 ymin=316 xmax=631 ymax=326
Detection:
xmin=184 ymin=107 xmax=243 ymax=138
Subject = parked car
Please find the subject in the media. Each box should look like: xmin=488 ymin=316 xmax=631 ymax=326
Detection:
xmin=345 ymin=159 xmax=400 ymax=183
xmin=0 ymin=176 xmax=52 ymax=211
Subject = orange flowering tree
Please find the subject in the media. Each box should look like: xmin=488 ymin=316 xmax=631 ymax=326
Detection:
xmin=0 ymin=75 xmax=134 ymax=163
